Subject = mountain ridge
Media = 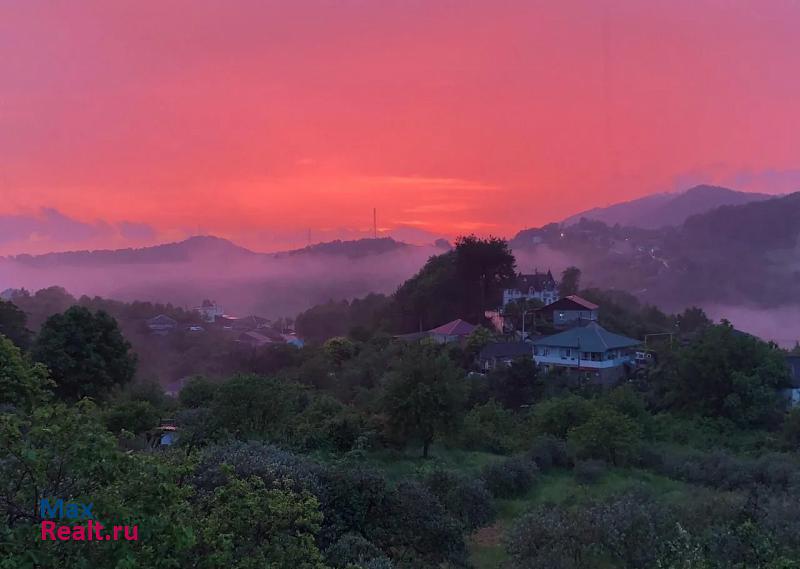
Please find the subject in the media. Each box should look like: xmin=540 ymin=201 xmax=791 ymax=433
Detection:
xmin=562 ymin=184 xmax=776 ymax=229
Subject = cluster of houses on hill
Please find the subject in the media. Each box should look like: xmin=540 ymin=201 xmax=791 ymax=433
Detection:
xmin=397 ymin=269 xmax=647 ymax=383
xmin=145 ymin=299 xmax=303 ymax=348
xmin=396 ymin=269 xmax=800 ymax=397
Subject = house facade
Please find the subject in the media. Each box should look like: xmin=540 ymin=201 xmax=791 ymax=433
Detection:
xmin=783 ymin=355 xmax=800 ymax=407
xmin=532 ymin=322 xmax=640 ymax=383
xmin=478 ymin=342 xmax=533 ymax=370
xmin=539 ymin=295 xmax=599 ymax=327
xmin=146 ymin=314 xmax=178 ymax=335
xmin=502 ymin=270 xmax=559 ymax=307
xmin=194 ymin=299 xmax=224 ymax=323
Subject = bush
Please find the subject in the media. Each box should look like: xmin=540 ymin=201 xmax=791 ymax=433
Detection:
xmin=459 ymin=400 xmax=518 ymax=453
xmin=423 ymin=470 xmax=495 ymax=530
xmin=481 ymin=456 xmax=539 ymax=498
xmin=179 ymin=376 xmax=218 ymax=408
xmin=574 ymin=459 xmax=607 ymax=485
xmin=529 ymin=395 xmax=593 ymax=438
xmin=528 ymin=434 xmax=570 ymax=471
xmin=324 ymin=533 xmax=390 ymax=568
xmin=383 ymin=481 xmax=467 ymax=567
xmin=567 ymin=407 xmax=642 ymax=466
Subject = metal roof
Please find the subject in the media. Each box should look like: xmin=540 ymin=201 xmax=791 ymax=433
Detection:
xmin=532 ymin=321 xmax=640 ymax=352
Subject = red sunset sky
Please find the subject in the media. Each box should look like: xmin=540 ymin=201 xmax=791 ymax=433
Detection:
xmin=1 ymin=1 xmax=799 ymax=253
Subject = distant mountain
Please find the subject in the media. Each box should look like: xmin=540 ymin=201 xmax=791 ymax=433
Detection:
xmin=0 ymin=235 xmax=434 ymax=319
xmin=276 ymin=237 xmax=409 ymax=259
xmin=563 ymin=185 xmax=775 ymax=229
xmin=6 ymin=235 xmax=255 ymax=267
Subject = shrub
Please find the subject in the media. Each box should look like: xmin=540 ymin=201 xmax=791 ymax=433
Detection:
xmin=481 ymin=456 xmax=539 ymax=498
xmin=567 ymin=407 xmax=642 ymax=466
xmin=528 ymin=434 xmax=570 ymax=471
xmin=423 ymin=470 xmax=496 ymax=530
xmin=459 ymin=400 xmax=518 ymax=452
xmin=529 ymin=395 xmax=593 ymax=438
xmin=574 ymin=459 xmax=607 ymax=485
xmin=383 ymin=481 xmax=467 ymax=567
xmin=324 ymin=533 xmax=390 ymax=568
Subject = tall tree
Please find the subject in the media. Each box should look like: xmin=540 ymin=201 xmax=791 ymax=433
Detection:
xmin=559 ymin=266 xmax=582 ymax=297
xmin=33 ymin=306 xmax=136 ymax=400
xmin=455 ymin=235 xmax=517 ymax=318
xmin=382 ymin=345 xmax=466 ymax=458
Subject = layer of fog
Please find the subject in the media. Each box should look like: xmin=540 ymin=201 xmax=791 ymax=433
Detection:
xmin=703 ymin=304 xmax=800 ymax=348
xmin=0 ymin=246 xmax=440 ymax=319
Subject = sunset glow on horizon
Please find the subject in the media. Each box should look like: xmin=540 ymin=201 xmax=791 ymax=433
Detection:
xmin=2 ymin=0 xmax=799 ymax=254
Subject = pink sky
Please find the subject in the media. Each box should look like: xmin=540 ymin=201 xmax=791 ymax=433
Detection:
xmin=1 ymin=0 xmax=799 ymax=254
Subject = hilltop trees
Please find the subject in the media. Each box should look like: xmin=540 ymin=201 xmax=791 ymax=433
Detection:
xmin=654 ymin=321 xmax=789 ymax=426
xmin=394 ymin=235 xmax=516 ymax=332
xmin=33 ymin=306 xmax=136 ymax=400
xmin=0 ymin=300 xmax=31 ymax=350
xmin=559 ymin=266 xmax=582 ymax=297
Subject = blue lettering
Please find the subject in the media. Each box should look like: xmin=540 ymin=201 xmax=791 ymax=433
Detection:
xmin=39 ymin=499 xmax=63 ymax=519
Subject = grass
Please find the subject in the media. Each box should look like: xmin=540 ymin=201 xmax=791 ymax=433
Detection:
xmin=496 ymin=467 xmax=687 ymax=522
xmin=358 ymin=444 xmax=505 ymax=482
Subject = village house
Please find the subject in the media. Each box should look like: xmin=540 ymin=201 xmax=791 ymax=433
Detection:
xmin=478 ymin=341 xmax=533 ymax=370
xmin=193 ymin=299 xmax=224 ymax=323
xmin=538 ymin=295 xmax=599 ymax=327
xmin=783 ymin=355 xmax=800 ymax=407
xmin=146 ymin=314 xmax=178 ymax=335
xmin=396 ymin=318 xmax=478 ymax=345
xmin=502 ymin=270 xmax=559 ymax=307
xmin=532 ymin=321 xmax=641 ymax=383
xmin=218 ymin=314 xmax=271 ymax=331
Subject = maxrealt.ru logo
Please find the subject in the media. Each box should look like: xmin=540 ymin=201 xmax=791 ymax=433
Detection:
xmin=39 ymin=499 xmax=138 ymax=541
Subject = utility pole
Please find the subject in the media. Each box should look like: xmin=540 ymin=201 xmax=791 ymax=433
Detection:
xmin=373 ymin=208 xmax=377 ymax=238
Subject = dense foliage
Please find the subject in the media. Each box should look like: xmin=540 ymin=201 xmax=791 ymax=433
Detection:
xmin=2 ymin=236 xmax=799 ymax=568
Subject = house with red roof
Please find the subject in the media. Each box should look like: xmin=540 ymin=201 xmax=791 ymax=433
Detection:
xmin=538 ymin=295 xmax=599 ymax=327
xmin=395 ymin=318 xmax=478 ymax=345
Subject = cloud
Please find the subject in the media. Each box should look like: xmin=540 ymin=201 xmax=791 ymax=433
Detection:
xmin=0 ymin=208 xmax=158 ymax=255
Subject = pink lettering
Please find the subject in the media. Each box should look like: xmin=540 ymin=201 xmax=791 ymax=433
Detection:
xmin=41 ymin=521 xmax=56 ymax=540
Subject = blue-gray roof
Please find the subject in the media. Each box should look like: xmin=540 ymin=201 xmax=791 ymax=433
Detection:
xmin=533 ymin=322 xmax=640 ymax=352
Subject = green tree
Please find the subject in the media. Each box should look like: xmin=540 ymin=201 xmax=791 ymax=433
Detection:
xmin=194 ymin=471 xmax=327 ymax=569
xmin=179 ymin=376 xmax=219 ymax=408
xmin=382 ymin=345 xmax=466 ymax=457
xmin=465 ymin=325 xmax=493 ymax=358
xmin=103 ymin=399 xmax=160 ymax=436
xmin=488 ymin=357 xmax=540 ymax=409
xmin=567 ymin=407 xmax=642 ymax=465
xmin=33 ymin=306 xmax=136 ymax=400
xmin=323 ymin=336 xmax=358 ymax=367
xmin=655 ymin=322 xmax=789 ymax=426
xmin=559 ymin=266 xmax=582 ymax=297
xmin=0 ymin=299 xmax=31 ymax=350
xmin=212 ymin=374 xmax=305 ymax=440
xmin=0 ymin=335 xmax=51 ymax=411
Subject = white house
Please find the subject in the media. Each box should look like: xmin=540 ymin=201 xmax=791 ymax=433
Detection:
xmin=532 ymin=322 xmax=641 ymax=382
xmin=502 ymin=270 xmax=559 ymax=307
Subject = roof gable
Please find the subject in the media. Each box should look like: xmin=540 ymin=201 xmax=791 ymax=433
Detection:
xmin=429 ymin=319 xmax=477 ymax=336
xmin=540 ymin=295 xmax=599 ymax=311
